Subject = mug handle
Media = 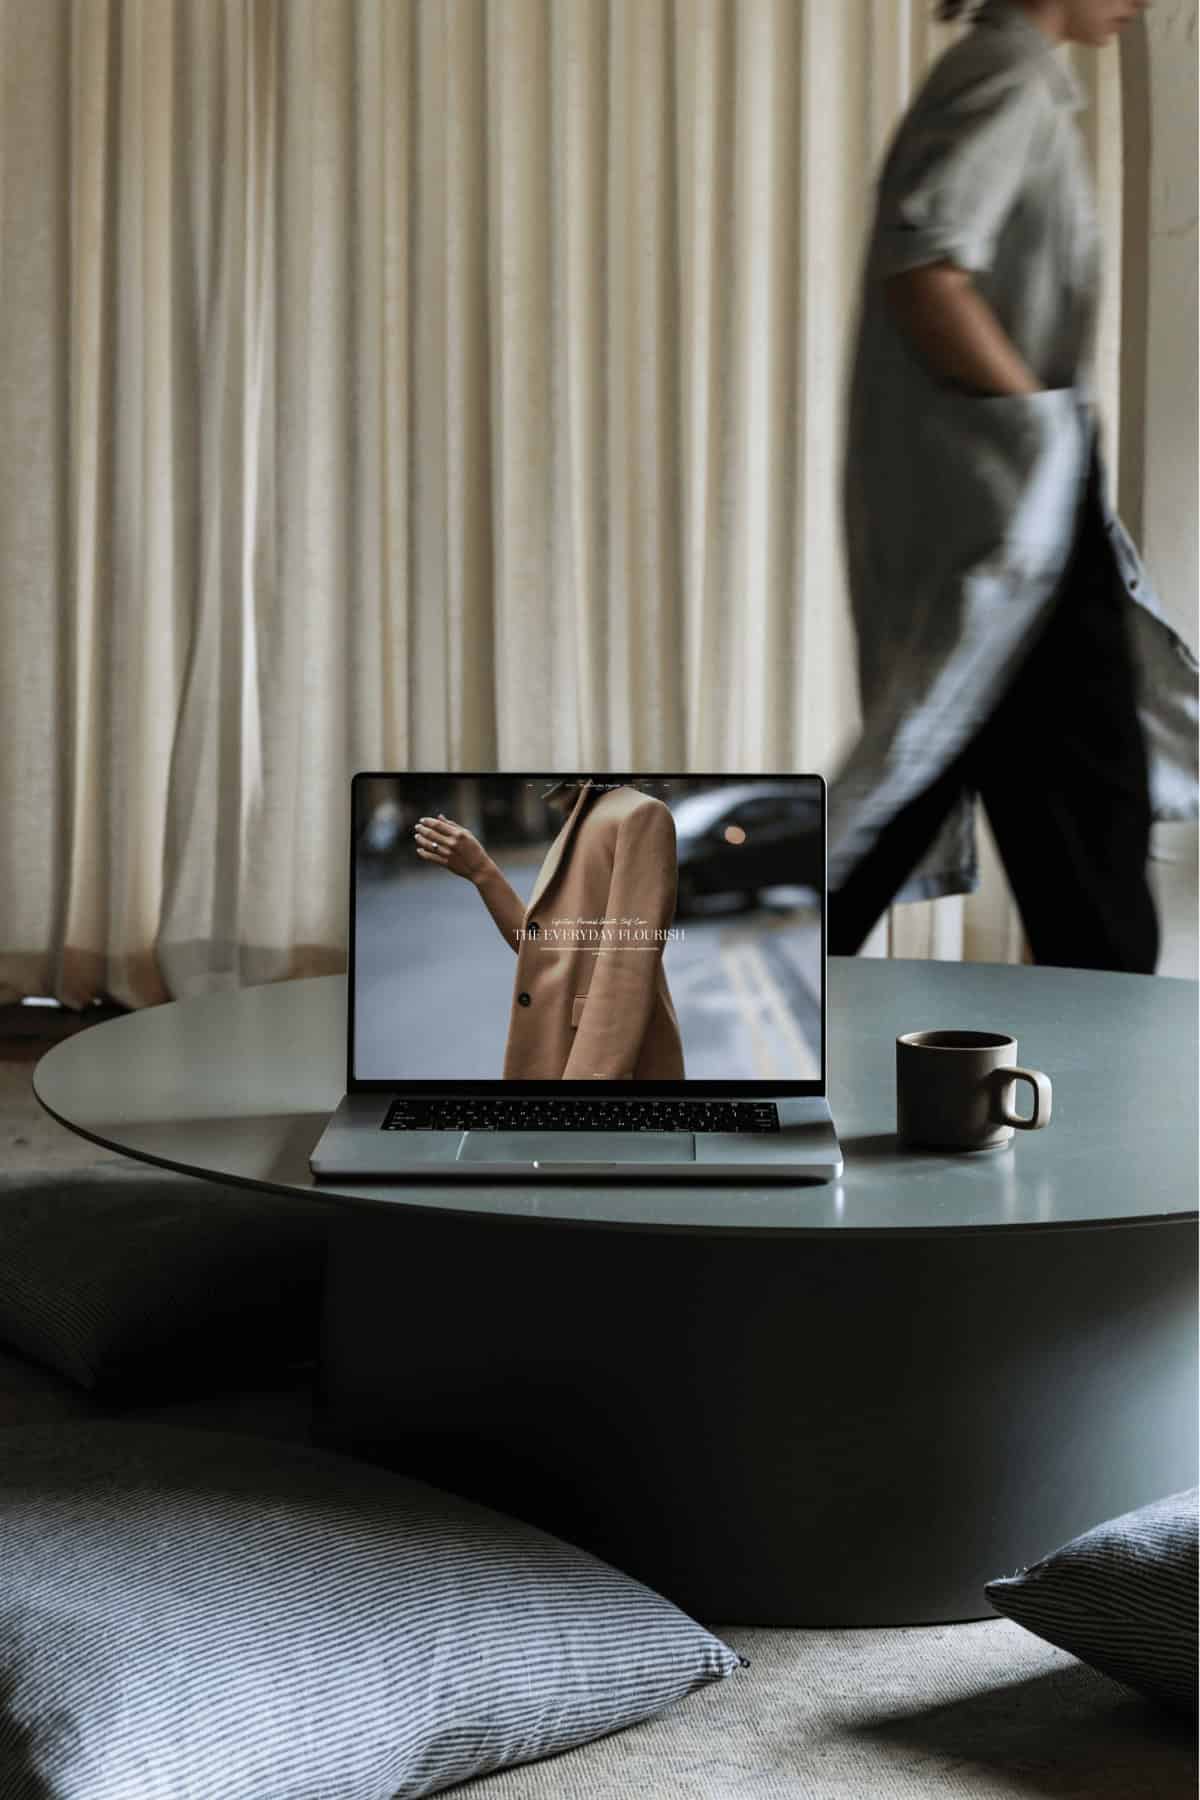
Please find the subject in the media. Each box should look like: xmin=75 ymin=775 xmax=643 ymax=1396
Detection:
xmin=990 ymin=1067 xmax=1052 ymax=1131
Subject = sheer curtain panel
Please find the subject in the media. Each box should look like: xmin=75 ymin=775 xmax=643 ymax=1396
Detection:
xmin=0 ymin=1 xmax=1122 ymax=1003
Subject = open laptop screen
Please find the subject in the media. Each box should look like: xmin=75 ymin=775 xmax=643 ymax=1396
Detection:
xmin=350 ymin=773 xmax=825 ymax=1093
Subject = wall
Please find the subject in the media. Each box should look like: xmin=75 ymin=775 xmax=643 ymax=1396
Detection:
xmin=1126 ymin=1 xmax=1199 ymax=977
xmin=1134 ymin=0 xmax=1198 ymax=640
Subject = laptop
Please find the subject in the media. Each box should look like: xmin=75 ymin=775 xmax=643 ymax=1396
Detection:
xmin=309 ymin=771 xmax=844 ymax=1182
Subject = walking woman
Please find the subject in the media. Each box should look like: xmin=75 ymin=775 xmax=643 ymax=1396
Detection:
xmin=827 ymin=0 xmax=1197 ymax=969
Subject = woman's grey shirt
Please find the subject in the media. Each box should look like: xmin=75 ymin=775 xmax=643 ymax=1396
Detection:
xmin=829 ymin=0 xmax=1198 ymax=898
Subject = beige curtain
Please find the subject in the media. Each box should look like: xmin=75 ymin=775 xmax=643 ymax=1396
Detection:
xmin=0 ymin=0 xmax=1124 ymax=1006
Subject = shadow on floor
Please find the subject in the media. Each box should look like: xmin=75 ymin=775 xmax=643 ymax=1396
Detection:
xmin=848 ymin=1659 xmax=1197 ymax=1799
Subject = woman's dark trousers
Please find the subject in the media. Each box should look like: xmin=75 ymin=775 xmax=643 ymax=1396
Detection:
xmin=828 ymin=466 xmax=1160 ymax=974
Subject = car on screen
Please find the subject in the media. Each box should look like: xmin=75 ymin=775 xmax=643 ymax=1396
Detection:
xmin=669 ymin=782 xmax=822 ymax=915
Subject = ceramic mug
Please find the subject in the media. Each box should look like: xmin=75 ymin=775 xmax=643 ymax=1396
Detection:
xmin=896 ymin=1029 xmax=1052 ymax=1152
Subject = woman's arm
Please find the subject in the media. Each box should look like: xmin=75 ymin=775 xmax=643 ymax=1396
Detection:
xmin=884 ymin=262 xmax=1041 ymax=397
xmin=471 ymin=859 xmax=527 ymax=953
xmin=414 ymin=815 xmax=526 ymax=953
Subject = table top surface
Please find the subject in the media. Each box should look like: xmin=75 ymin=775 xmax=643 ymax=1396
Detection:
xmin=33 ymin=959 xmax=1197 ymax=1237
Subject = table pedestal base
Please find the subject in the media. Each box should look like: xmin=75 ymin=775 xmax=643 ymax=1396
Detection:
xmin=316 ymin=1212 xmax=1197 ymax=1626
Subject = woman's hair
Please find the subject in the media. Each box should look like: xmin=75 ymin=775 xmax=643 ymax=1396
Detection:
xmin=936 ymin=0 xmax=982 ymax=18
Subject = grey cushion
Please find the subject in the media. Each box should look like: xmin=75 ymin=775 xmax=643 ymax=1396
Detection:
xmin=986 ymin=1489 xmax=1199 ymax=1713
xmin=0 ymin=1344 xmax=95 ymax=1426
xmin=0 ymin=1166 xmax=326 ymax=1395
xmin=116 ymin=1372 xmax=317 ymax=1443
xmin=0 ymin=1423 xmax=742 ymax=1799
xmin=0 ymin=1334 xmax=318 ymax=1440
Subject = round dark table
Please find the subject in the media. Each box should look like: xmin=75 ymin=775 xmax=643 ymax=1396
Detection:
xmin=35 ymin=958 xmax=1198 ymax=1625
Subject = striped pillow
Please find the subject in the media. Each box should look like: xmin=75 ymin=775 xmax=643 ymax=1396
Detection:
xmin=986 ymin=1490 xmax=1198 ymax=1713
xmin=0 ymin=1167 xmax=325 ymax=1393
xmin=0 ymin=1344 xmax=94 ymax=1426
xmin=0 ymin=1423 xmax=743 ymax=1798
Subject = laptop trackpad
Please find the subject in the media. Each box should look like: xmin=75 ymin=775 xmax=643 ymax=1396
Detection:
xmin=457 ymin=1131 xmax=693 ymax=1165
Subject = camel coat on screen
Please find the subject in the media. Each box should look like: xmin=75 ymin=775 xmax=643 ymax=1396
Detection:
xmin=480 ymin=785 xmax=684 ymax=1081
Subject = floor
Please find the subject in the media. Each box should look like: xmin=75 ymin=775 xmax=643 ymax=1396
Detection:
xmin=2 ymin=1021 xmax=1196 ymax=1799
xmin=1 ymin=1013 xmax=130 ymax=1176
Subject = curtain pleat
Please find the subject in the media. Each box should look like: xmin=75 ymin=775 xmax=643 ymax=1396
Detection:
xmin=0 ymin=0 xmax=1123 ymax=1003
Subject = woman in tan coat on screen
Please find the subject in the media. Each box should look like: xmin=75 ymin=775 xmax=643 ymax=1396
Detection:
xmin=413 ymin=781 xmax=685 ymax=1080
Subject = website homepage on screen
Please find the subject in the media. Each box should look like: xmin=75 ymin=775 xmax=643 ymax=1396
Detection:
xmin=352 ymin=775 xmax=824 ymax=1084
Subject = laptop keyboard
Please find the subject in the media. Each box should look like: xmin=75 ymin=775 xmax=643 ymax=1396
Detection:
xmin=382 ymin=1098 xmax=781 ymax=1134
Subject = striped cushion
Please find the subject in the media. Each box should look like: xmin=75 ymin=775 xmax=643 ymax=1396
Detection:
xmin=0 ymin=1345 xmax=95 ymax=1426
xmin=0 ymin=1167 xmax=325 ymax=1394
xmin=986 ymin=1490 xmax=1198 ymax=1713
xmin=0 ymin=1423 xmax=742 ymax=1798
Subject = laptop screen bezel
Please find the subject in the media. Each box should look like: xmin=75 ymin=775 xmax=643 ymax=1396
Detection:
xmin=346 ymin=770 xmax=828 ymax=1098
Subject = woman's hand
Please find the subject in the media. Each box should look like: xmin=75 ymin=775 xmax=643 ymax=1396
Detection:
xmin=884 ymin=263 xmax=1041 ymax=398
xmin=414 ymin=814 xmax=490 ymax=881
